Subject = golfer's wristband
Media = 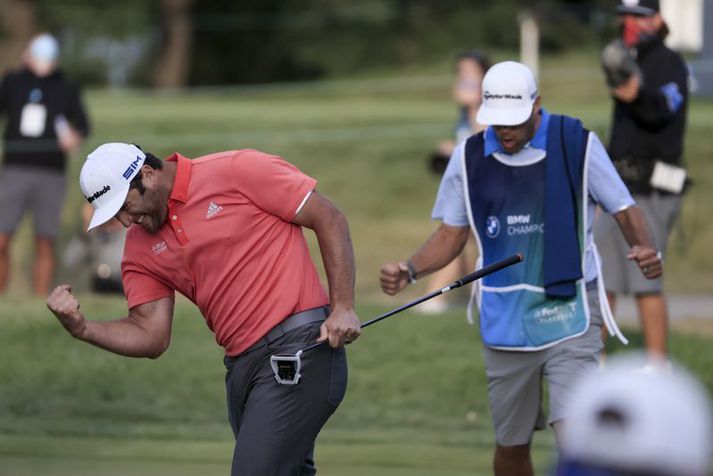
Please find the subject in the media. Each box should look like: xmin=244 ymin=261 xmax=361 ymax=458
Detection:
xmin=406 ymin=260 xmax=418 ymax=284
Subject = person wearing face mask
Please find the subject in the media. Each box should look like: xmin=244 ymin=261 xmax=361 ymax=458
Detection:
xmin=0 ymin=33 xmax=90 ymax=295
xmin=596 ymin=0 xmax=689 ymax=358
xmin=380 ymin=61 xmax=663 ymax=476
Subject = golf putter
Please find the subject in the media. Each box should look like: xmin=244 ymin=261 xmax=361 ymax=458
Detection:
xmin=270 ymin=253 xmax=524 ymax=385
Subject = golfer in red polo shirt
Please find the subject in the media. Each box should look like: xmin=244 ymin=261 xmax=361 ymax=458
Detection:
xmin=47 ymin=143 xmax=361 ymax=475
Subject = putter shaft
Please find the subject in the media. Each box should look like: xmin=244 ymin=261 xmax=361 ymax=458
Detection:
xmin=301 ymin=253 xmax=524 ymax=353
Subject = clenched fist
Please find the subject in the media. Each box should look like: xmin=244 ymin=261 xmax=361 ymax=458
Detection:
xmin=379 ymin=261 xmax=410 ymax=296
xmin=627 ymin=245 xmax=663 ymax=280
xmin=47 ymin=285 xmax=86 ymax=338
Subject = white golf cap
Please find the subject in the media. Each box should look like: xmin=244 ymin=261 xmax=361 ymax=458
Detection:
xmin=80 ymin=143 xmax=146 ymax=231
xmin=560 ymin=354 xmax=712 ymax=476
xmin=29 ymin=33 xmax=59 ymax=64
xmin=476 ymin=61 xmax=538 ymax=126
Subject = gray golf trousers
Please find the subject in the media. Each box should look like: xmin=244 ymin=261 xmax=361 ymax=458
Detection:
xmin=224 ymin=321 xmax=347 ymax=476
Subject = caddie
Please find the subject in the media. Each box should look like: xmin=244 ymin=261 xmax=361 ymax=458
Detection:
xmin=380 ymin=61 xmax=663 ymax=476
xmin=47 ymin=143 xmax=361 ymax=475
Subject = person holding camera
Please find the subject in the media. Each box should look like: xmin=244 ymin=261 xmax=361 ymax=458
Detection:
xmin=596 ymin=0 xmax=688 ymax=357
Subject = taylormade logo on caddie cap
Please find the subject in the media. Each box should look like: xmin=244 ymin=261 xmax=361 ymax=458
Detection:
xmin=476 ymin=61 xmax=538 ymax=127
xmin=483 ymin=92 xmax=524 ymax=100
xmin=80 ymin=143 xmax=146 ymax=231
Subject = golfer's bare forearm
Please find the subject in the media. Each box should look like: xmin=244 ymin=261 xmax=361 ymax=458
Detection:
xmin=78 ymin=317 xmax=170 ymax=359
xmin=313 ymin=208 xmax=356 ymax=310
xmin=613 ymin=206 xmax=655 ymax=248
xmin=293 ymin=191 xmax=356 ymax=310
xmin=409 ymin=224 xmax=469 ymax=278
xmin=76 ymin=298 xmax=175 ymax=359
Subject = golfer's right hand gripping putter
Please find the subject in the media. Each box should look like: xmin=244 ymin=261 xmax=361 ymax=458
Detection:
xmin=269 ymin=254 xmax=524 ymax=386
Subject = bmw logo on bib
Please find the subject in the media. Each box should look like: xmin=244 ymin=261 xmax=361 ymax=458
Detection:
xmin=485 ymin=216 xmax=500 ymax=238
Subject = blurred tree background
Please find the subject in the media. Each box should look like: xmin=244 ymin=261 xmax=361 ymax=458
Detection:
xmin=0 ymin=0 xmax=619 ymax=87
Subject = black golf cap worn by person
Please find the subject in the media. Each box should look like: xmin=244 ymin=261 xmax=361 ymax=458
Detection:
xmin=617 ymin=0 xmax=659 ymax=16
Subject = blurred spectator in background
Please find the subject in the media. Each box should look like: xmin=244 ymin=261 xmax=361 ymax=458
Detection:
xmin=557 ymin=353 xmax=712 ymax=476
xmin=421 ymin=50 xmax=489 ymax=313
xmin=63 ymin=203 xmax=126 ymax=295
xmin=82 ymin=204 xmax=126 ymax=295
xmin=596 ymin=0 xmax=688 ymax=357
xmin=0 ymin=33 xmax=90 ymax=296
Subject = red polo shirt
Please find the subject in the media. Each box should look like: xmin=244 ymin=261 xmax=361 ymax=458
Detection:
xmin=121 ymin=150 xmax=329 ymax=356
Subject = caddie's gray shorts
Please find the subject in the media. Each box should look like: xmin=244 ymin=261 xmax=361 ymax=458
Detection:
xmin=594 ymin=192 xmax=681 ymax=295
xmin=482 ymin=283 xmax=604 ymax=446
xmin=0 ymin=166 xmax=66 ymax=238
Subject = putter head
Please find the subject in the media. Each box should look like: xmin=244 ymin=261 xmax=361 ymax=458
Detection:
xmin=270 ymin=350 xmax=303 ymax=385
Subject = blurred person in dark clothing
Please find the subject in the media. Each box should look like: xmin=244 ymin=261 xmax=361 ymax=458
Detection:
xmin=595 ymin=0 xmax=687 ymax=358
xmin=0 ymin=33 xmax=90 ymax=295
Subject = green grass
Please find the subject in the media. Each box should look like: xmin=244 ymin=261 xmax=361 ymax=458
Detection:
xmin=2 ymin=52 xmax=713 ymax=474
xmin=1 ymin=294 xmax=712 ymax=475
xmin=0 ymin=434 xmax=534 ymax=476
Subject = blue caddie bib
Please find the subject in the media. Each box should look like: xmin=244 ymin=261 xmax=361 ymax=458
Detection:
xmin=463 ymin=115 xmax=591 ymax=350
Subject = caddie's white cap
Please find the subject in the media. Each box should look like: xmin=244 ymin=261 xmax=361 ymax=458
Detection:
xmin=80 ymin=143 xmax=146 ymax=231
xmin=29 ymin=33 xmax=59 ymax=64
xmin=476 ymin=61 xmax=538 ymax=126
xmin=559 ymin=354 xmax=712 ymax=476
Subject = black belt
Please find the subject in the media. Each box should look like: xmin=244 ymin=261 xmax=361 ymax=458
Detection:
xmin=239 ymin=306 xmax=328 ymax=357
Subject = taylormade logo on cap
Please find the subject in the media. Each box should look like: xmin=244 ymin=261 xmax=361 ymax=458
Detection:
xmin=483 ymin=92 xmax=524 ymax=100
xmin=80 ymin=143 xmax=146 ymax=231
xmin=476 ymin=61 xmax=538 ymax=127
xmin=86 ymin=185 xmax=111 ymax=203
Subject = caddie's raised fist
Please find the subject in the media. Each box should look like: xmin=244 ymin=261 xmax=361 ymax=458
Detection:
xmin=627 ymin=245 xmax=663 ymax=280
xmin=379 ymin=261 xmax=410 ymax=296
xmin=47 ymin=284 xmax=86 ymax=338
